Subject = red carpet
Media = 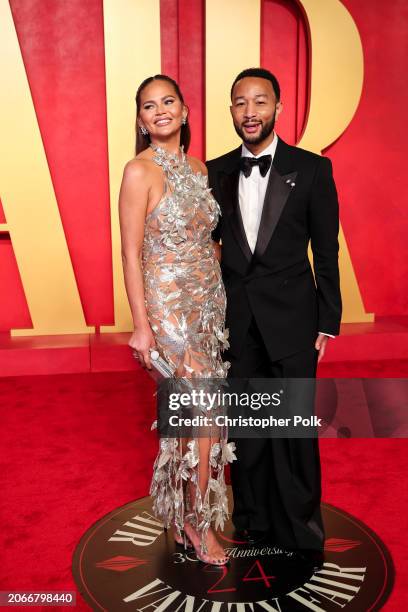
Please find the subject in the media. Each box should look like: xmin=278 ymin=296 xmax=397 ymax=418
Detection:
xmin=1 ymin=364 xmax=407 ymax=610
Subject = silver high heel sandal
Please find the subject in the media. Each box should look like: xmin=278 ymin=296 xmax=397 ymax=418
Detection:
xmin=166 ymin=524 xmax=193 ymax=548
xmin=183 ymin=521 xmax=229 ymax=566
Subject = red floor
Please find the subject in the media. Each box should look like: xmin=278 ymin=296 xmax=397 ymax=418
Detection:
xmin=1 ymin=363 xmax=407 ymax=610
xmin=1 ymin=317 xmax=408 ymax=378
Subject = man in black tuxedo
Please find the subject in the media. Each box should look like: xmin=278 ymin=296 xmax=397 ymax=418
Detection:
xmin=207 ymin=68 xmax=342 ymax=564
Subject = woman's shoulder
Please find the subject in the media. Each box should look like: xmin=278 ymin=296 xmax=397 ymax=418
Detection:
xmin=123 ymin=152 xmax=158 ymax=181
xmin=187 ymin=155 xmax=207 ymax=176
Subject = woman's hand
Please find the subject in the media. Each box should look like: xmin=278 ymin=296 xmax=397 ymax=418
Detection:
xmin=129 ymin=325 xmax=156 ymax=369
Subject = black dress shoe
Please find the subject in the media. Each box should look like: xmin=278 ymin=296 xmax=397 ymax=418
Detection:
xmin=234 ymin=529 xmax=269 ymax=545
xmin=291 ymin=549 xmax=324 ymax=571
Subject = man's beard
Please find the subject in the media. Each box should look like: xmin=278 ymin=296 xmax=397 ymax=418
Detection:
xmin=233 ymin=112 xmax=276 ymax=146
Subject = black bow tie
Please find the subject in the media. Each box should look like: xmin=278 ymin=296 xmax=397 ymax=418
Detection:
xmin=240 ymin=154 xmax=272 ymax=178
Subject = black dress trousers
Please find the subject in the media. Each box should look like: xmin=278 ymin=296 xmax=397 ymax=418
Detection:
xmin=227 ymin=317 xmax=324 ymax=552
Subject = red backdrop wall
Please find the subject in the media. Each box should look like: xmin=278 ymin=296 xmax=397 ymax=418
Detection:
xmin=1 ymin=0 xmax=407 ymax=332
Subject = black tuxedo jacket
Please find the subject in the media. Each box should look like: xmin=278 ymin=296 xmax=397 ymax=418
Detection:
xmin=206 ymin=137 xmax=342 ymax=361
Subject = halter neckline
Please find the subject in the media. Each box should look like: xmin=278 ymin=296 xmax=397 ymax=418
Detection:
xmin=150 ymin=143 xmax=185 ymax=166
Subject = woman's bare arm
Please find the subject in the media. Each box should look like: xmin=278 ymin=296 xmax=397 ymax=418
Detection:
xmin=188 ymin=156 xmax=222 ymax=262
xmin=212 ymin=240 xmax=221 ymax=262
xmin=119 ymin=159 xmax=156 ymax=368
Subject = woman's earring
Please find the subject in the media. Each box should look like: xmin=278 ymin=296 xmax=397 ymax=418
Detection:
xmin=140 ymin=126 xmax=148 ymax=136
xmin=182 ymin=116 xmax=187 ymax=125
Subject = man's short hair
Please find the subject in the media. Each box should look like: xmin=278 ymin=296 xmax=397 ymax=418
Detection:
xmin=231 ymin=68 xmax=281 ymax=101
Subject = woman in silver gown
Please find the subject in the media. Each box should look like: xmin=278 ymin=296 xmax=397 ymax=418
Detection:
xmin=119 ymin=75 xmax=235 ymax=565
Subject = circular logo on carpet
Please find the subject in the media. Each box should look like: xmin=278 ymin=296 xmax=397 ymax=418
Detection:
xmin=72 ymin=488 xmax=393 ymax=611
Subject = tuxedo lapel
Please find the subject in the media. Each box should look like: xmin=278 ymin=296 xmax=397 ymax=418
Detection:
xmin=254 ymin=139 xmax=297 ymax=258
xmin=219 ymin=150 xmax=253 ymax=262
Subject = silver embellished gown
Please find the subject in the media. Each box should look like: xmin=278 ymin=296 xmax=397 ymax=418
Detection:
xmin=142 ymin=144 xmax=235 ymax=543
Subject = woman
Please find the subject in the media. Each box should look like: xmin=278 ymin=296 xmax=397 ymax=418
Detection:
xmin=119 ymin=74 xmax=235 ymax=566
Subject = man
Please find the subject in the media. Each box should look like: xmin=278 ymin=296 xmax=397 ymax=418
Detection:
xmin=207 ymin=68 xmax=342 ymax=566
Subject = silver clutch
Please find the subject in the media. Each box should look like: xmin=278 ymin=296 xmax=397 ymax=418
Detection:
xmin=149 ymin=349 xmax=175 ymax=380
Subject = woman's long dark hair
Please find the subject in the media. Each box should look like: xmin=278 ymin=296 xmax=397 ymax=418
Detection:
xmin=135 ymin=74 xmax=191 ymax=155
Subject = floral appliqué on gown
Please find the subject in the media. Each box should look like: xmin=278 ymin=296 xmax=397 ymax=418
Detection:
xmin=142 ymin=144 xmax=236 ymax=547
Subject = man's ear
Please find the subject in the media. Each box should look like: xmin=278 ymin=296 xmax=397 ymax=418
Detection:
xmin=275 ymin=101 xmax=283 ymax=121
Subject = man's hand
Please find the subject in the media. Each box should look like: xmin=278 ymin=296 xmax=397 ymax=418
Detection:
xmin=315 ymin=333 xmax=329 ymax=363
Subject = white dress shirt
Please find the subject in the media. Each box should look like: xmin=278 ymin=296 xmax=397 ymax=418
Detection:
xmin=238 ymin=133 xmax=335 ymax=339
xmin=239 ymin=133 xmax=278 ymax=253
